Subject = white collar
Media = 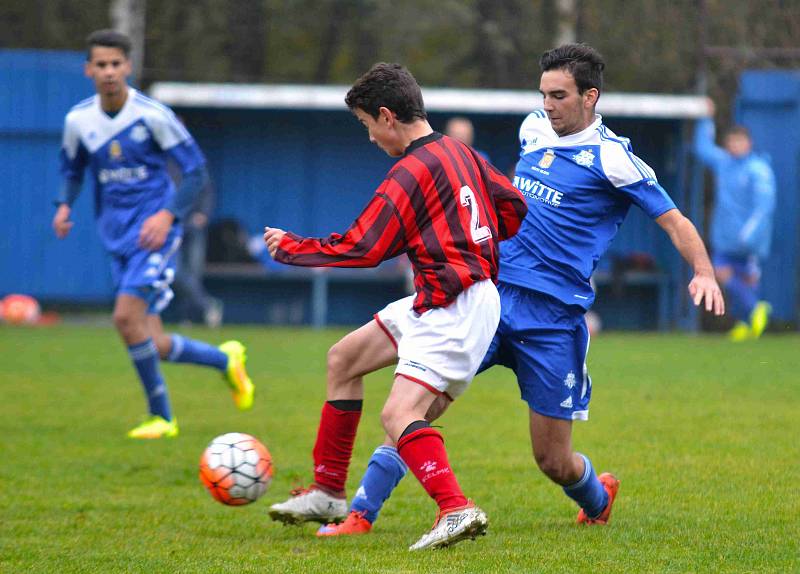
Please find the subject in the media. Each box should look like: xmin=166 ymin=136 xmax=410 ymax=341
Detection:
xmin=554 ymin=114 xmax=602 ymax=145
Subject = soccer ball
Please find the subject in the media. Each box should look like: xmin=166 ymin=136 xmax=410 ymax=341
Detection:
xmin=199 ymin=432 xmax=273 ymax=506
xmin=1 ymin=294 xmax=40 ymax=325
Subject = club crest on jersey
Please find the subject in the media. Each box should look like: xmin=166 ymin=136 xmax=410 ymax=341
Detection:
xmin=538 ymin=149 xmax=556 ymax=169
xmin=572 ymin=149 xmax=595 ymax=167
xmin=130 ymin=125 xmax=149 ymax=143
xmin=109 ymin=139 xmax=123 ymax=161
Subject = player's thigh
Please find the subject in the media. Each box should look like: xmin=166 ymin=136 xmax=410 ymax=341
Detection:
xmin=328 ymin=319 xmax=398 ymax=380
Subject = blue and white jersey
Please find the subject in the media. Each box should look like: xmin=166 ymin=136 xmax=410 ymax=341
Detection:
xmin=500 ymin=112 xmax=676 ymax=310
xmin=60 ymin=88 xmax=205 ymax=256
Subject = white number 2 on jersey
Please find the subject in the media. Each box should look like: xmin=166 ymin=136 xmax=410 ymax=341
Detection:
xmin=460 ymin=186 xmax=491 ymax=244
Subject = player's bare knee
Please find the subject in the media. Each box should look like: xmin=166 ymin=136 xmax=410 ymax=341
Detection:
xmin=326 ymin=341 xmax=353 ymax=381
xmin=112 ymin=308 xmax=135 ymax=335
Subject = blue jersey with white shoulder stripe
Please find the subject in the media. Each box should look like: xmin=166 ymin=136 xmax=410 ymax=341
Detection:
xmin=499 ymin=112 xmax=676 ymax=310
xmin=59 ymin=88 xmax=205 ymax=256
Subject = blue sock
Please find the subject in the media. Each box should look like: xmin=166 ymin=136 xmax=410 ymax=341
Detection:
xmin=725 ymin=276 xmax=758 ymax=322
xmin=129 ymin=339 xmax=172 ymax=421
xmin=166 ymin=334 xmax=228 ymax=371
xmin=350 ymin=445 xmax=408 ymax=523
xmin=563 ymin=453 xmax=608 ymax=518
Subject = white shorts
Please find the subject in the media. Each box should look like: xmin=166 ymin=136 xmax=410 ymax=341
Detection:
xmin=374 ymin=279 xmax=500 ymax=400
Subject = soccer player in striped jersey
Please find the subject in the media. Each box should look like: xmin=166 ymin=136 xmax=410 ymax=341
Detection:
xmin=52 ymin=30 xmax=254 ymax=439
xmin=263 ymin=62 xmax=527 ymax=550
xmin=317 ymin=44 xmax=726 ymax=536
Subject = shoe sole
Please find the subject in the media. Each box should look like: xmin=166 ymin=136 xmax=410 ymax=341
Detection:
xmin=268 ymin=509 xmax=346 ymax=526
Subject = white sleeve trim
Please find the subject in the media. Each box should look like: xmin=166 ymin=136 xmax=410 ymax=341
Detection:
xmin=600 ymin=141 xmax=656 ymax=188
xmin=62 ymin=113 xmax=82 ymax=159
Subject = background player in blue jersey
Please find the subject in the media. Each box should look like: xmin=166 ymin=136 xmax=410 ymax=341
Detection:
xmin=693 ymin=99 xmax=776 ymax=342
xmin=51 ymin=30 xmax=254 ymax=439
xmin=318 ymin=43 xmax=725 ymax=537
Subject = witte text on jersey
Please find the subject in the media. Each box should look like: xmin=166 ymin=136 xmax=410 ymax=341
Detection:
xmin=513 ymin=175 xmax=563 ymax=207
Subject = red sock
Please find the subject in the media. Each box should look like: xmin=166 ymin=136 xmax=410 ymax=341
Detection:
xmin=312 ymin=402 xmax=362 ymax=494
xmin=397 ymin=427 xmax=468 ymax=512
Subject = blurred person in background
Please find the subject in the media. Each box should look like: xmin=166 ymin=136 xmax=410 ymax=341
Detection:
xmin=51 ymin=30 xmax=254 ymax=439
xmin=444 ymin=116 xmax=491 ymax=162
xmin=169 ymin=156 xmax=224 ymax=328
xmin=694 ymin=99 xmax=776 ymax=341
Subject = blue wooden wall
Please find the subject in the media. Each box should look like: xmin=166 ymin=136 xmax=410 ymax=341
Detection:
xmin=736 ymin=71 xmax=800 ymax=322
xmin=0 ymin=50 xmax=114 ymax=302
xmin=7 ymin=50 xmax=794 ymax=328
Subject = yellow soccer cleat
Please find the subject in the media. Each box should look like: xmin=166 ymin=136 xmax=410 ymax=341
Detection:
xmin=727 ymin=321 xmax=751 ymax=343
xmin=749 ymin=301 xmax=772 ymax=339
xmin=219 ymin=340 xmax=255 ymax=410
xmin=127 ymin=415 xmax=179 ymax=439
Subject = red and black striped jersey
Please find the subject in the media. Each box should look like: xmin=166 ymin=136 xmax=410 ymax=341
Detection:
xmin=275 ymin=132 xmax=527 ymax=313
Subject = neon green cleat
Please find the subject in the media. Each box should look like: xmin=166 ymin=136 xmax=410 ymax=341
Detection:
xmin=749 ymin=301 xmax=772 ymax=339
xmin=728 ymin=321 xmax=751 ymax=342
xmin=127 ymin=415 xmax=179 ymax=439
xmin=219 ymin=340 xmax=255 ymax=410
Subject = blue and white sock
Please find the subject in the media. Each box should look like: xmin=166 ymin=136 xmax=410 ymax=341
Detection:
xmin=128 ymin=338 xmax=172 ymax=421
xmin=562 ymin=453 xmax=608 ymax=518
xmin=350 ymin=445 xmax=408 ymax=523
xmin=166 ymin=334 xmax=228 ymax=371
xmin=725 ymin=276 xmax=758 ymax=322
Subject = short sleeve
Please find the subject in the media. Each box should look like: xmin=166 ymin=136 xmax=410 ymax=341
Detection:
xmin=601 ymin=143 xmax=676 ymax=219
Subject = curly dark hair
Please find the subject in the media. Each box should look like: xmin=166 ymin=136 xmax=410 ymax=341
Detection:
xmin=540 ymin=43 xmax=605 ymax=94
xmin=345 ymin=63 xmax=427 ymax=123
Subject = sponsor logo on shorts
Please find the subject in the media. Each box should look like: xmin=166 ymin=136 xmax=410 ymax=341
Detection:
xmin=560 ymin=396 xmax=573 ymax=409
xmin=563 ymin=371 xmax=576 ymax=389
xmin=400 ymin=360 xmax=428 ymax=373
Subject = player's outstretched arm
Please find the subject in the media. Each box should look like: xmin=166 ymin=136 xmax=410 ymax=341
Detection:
xmin=656 ymin=208 xmax=725 ymax=316
xmin=52 ymin=204 xmax=74 ymax=239
xmin=264 ymin=194 xmax=405 ymax=268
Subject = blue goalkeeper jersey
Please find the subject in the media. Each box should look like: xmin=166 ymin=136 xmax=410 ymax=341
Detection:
xmin=60 ymin=88 xmax=205 ymax=256
xmin=499 ymin=112 xmax=677 ymax=310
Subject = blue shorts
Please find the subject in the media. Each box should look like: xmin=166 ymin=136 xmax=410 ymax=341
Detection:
xmin=712 ymin=253 xmax=761 ymax=280
xmin=110 ymin=228 xmax=182 ymax=314
xmin=478 ymin=283 xmax=592 ymax=421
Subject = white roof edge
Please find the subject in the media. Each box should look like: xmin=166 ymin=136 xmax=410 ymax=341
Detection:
xmin=149 ymin=82 xmax=710 ymax=119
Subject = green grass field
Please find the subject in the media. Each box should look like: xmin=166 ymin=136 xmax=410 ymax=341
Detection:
xmin=1 ymin=324 xmax=798 ymax=573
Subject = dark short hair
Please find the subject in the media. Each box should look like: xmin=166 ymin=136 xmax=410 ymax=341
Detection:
xmin=86 ymin=29 xmax=131 ymax=60
xmin=540 ymin=43 xmax=605 ymax=94
xmin=725 ymin=125 xmax=751 ymax=140
xmin=345 ymin=63 xmax=427 ymax=123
